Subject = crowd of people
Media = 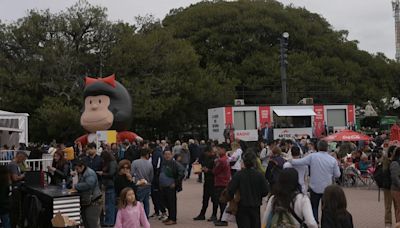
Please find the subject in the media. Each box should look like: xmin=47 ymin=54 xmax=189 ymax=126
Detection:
xmin=1 ymin=132 xmax=400 ymax=228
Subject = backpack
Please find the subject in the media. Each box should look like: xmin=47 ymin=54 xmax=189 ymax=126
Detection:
xmin=266 ymin=207 xmax=296 ymax=228
xmin=265 ymin=161 xmax=283 ymax=186
xmin=374 ymin=161 xmax=396 ymax=189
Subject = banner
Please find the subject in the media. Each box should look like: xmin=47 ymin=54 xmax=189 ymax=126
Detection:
xmin=313 ymin=105 xmax=325 ymax=138
xmin=96 ymin=130 xmax=117 ymax=144
xmin=259 ymin=106 xmax=271 ymax=126
xmin=225 ymin=107 xmax=233 ymax=125
xmin=347 ymin=105 xmax=355 ymax=126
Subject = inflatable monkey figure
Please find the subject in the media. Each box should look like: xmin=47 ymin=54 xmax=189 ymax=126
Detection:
xmin=75 ymin=74 xmax=142 ymax=145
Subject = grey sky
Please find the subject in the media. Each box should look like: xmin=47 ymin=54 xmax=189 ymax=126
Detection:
xmin=0 ymin=0 xmax=396 ymax=59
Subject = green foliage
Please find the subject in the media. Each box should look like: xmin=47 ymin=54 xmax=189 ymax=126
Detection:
xmin=163 ymin=0 xmax=400 ymax=104
xmin=31 ymin=97 xmax=81 ymax=142
xmin=0 ymin=0 xmax=399 ymax=142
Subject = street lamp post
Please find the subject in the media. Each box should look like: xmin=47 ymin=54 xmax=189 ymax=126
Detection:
xmin=280 ymin=32 xmax=289 ymax=104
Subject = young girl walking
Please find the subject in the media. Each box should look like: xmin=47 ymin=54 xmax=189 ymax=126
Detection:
xmin=114 ymin=187 xmax=150 ymax=228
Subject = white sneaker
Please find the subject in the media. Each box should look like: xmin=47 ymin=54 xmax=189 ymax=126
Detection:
xmin=385 ymin=224 xmax=392 ymax=228
xmin=161 ymin=215 xmax=169 ymax=222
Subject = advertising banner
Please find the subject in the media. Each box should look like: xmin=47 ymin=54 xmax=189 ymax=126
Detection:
xmin=313 ymin=105 xmax=325 ymax=138
xmin=273 ymin=128 xmax=313 ymax=139
xmin=259 ymin=106 xmax=271 ymax=126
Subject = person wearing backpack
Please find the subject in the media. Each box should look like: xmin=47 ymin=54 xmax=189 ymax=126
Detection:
xmin=391 ymin=147 xmax=400 ymax=224
xmin=376 ymin=145 xmax=396 ymax=228
xmin=262 ymin=168 xmax=317 ymax=228
xmin=265 ymin=146 xmax=286 ymax=189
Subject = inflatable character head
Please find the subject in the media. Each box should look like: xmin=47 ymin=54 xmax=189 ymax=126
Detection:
xmin=80 ymin=74 xmax=132 ymax=133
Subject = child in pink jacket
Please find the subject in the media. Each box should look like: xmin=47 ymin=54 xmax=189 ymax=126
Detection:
xmin=115 ymin=187 xmax=150 ymax=228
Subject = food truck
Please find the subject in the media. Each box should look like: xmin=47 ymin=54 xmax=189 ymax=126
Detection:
xmin=208 ymin=104 xmax=356 ymax=142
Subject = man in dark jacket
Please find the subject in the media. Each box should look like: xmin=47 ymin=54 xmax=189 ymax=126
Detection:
xmin=187 ymin=139 xmax=200 ymax=179
xmin=124 ymin=142 xmax=140 ymax=162
xmin=228 ymin=151 xmax=269 ymax=228
xmin=193 ymin=145 xmax=218 ymax=222
xmin=150 ymin=144 xmax=167 ymax=219
xmin=82 ymin=143 xmax=103 ymax=183
xmin=159 ymin=148 xmax=185 ymax=225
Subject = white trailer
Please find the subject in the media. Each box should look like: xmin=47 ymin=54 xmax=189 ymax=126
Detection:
xmin=208 ymin=104 xmax=355 ymax=142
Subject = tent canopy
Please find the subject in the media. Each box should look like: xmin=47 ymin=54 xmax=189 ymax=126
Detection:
xmin=323 ymin=130 xmax=372 ymax=142
xmin=273 ymin=108 xmax=316 ymax=117
xmin=0 ymin=110 xmax=29 ymax=146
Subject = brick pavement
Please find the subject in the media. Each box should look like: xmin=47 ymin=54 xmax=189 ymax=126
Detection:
xmin=149 ymin=178 xmax=388 ymax=228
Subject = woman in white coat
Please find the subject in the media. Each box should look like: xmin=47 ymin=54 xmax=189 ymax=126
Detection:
xmin=262 ymin=168 xmax=318 ymax=228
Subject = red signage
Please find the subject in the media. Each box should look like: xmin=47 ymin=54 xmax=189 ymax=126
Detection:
xmin=225 ymin=107 xmax=233 ymax=125
xmin=259 ymin=106 xmax=271 ymax=127
xmin=347 ymin=105 xmax=355 ymax=126
xmin=313 ymin=105 xmax=325 ymax=138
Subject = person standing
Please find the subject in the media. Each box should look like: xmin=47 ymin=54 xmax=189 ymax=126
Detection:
xmin=227 ymin=152 xmax=269 ymax=228
xmin=114 ymin=160 xmax=136 ymax=198
xmin=159 ymin=149 xmax=185 ymax=225
xmin=73 ymin=160 xmax=102 ymax=228
xmin=262 ymin=168 xmax=317 ymax=228
xmin=150 ymin=144 xmax=167 ymax=220
xmin=289 ymin=140 xmax=341 ymax=222
xmin=259 ymin=122 xmax=273 ymax=144
xmin=229 ymin=141 xmax=243 ymax=177
xmin=382 ymin=145 xmax=396 ymax=228
xmin=98 ymin=150 xmax=118 ymax=227
xmin=131 ymin=148 xmax=154 ymax=218
xmin=283 ymin=146 xmax=308 ymax=193
xmin=265 ymin=146 xmax=286 ymax=190
xmin=172 ymin=141 xmax=182 ymax=156
xmin=391 ymin=147 xmax=400 ymax=224
xmin=197 ymin=140 xmax=207 ymax=183
xmin=213 ymin=143 xmax=231 ymax=226
xmin=114 ymin=187 xmax=150 ymax=228
xmin=47 ymin=150 xmax=70 ymax=185
xmin=7 ymin=151 xmax=27 ymax=228
xmin=187 ymin=139 xmax=200 ymax=179
xmin=179 ymin=143 xmax=190 ymax=179
xmin=82 ymin=143 xmax=103 ymax=180
xmin=124 ymin=141 xmax=140 ymax=162
xmin=0 ymin=166 xmax=11 ymax=228
xmin=321 ymin=185 xmax=354 ymax=228
xmin=193 ymin=145 xmax=218 ymax=222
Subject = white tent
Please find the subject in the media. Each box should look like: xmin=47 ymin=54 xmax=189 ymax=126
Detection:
xmin=0 ymin=110 xmax=29 ymax=147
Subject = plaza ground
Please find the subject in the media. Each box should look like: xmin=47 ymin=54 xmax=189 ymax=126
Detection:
xmin=149 ymin=178 xmax=387 ymax=228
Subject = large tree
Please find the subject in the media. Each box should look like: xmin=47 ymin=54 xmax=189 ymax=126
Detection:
xmin=162 ymin=0 xmax=400 ymax=105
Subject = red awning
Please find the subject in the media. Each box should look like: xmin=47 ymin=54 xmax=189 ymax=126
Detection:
xmin=323 ymin=130 xmax=372 ymax=142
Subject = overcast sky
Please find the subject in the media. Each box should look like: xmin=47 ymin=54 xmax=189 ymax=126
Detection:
xmin=0 ymin=0 xmax=396 ymax=59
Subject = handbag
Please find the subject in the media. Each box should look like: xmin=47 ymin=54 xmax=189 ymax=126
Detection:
xmin=192 ymin=163 xmax=202 ymax=174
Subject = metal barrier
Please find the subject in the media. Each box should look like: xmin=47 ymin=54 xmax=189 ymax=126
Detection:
xmin=0 ymin=150 xmax=31 ymax=161
xmin=0 ymin=158 xmax=53 ymax=171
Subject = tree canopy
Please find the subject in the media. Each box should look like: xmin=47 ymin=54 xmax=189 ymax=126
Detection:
xmin=0 ymin=0 xmax=399 ymax=142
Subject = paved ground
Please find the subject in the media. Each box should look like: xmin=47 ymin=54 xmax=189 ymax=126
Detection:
xmin=149 ymin=178 xmax=389 ymax=228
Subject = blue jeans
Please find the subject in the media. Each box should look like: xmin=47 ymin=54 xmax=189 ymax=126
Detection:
xmin=0 ymin=213 xmax=11 ymax=228
xmin=137 ymin=186 xmax=151 ymax=218
xmin=103 ymin=187 xmax=116 ymax=225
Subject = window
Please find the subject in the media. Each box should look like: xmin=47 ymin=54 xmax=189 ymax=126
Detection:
xmin=327 ymin=109 xmax=346 ymax=127
xmin=233 ymin=111 xmax=256 ymax=130
xmin=273 ymin=114 xmax=312 ymax=128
